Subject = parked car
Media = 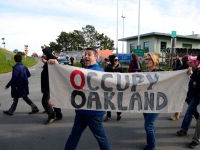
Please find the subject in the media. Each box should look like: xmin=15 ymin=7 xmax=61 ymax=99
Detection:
xmin=57 ymin=57 xmax=69 ymax=65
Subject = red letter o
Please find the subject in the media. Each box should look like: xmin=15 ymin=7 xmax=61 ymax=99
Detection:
xmin=70 ymin=70 xmax=85 ymax=89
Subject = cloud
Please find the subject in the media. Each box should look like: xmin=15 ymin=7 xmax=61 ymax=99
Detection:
xmin=0 ymin=0 xmax=200 ymax=55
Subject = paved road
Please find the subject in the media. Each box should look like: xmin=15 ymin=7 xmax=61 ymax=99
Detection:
xmin=0 ymin=58 xmax=197 ymax=150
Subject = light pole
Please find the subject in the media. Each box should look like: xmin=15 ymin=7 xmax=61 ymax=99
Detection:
xmin=2 ymin=37 xmax=5 ymax=49
xmin=121 ymin=12 xmax=126 ymax=54
xmin=137 ymin=0 xmax=140 ymax=49
xmin=116 ymin=0 xmax=118 ymax=55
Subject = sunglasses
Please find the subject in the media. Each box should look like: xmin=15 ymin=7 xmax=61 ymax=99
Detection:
xmin=114 ymin=59 xmax=118 ymax=62
xmin=145 ymin=58 xmax=152 ymax=61
xmin=189 ymin=61 xmax=193 ymax=64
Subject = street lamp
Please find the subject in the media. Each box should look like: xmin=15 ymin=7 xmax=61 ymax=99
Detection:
xmin=137 ymin=0 xmax=141 ymax=49
xmin=2 ymin=37 xmax=5 ymax=49
xmin=116 ymin=0 xmax=118 ymax=55
xmin=121 ymin=12 xmax=126 ymax=53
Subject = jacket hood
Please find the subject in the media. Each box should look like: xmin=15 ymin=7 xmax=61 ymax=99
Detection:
xmin=42 ymin=49 xmax=57 ymax=60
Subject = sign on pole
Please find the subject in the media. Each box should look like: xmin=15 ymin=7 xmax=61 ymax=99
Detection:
xmin=6 ymin=54 xmax=11 ymax=60
xmin=118 ymin=54 xmax=131 ymax=62
xmin=133 ymin=49 xmax=144 ymax=56
xmin=6 ymin=54 xmax=11 ymax=65
xmin=171 ymin=31 xmax=176 ymax=38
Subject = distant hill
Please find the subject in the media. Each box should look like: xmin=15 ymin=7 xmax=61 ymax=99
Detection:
xmin=0 ymin=48 xmax=37 ymax=74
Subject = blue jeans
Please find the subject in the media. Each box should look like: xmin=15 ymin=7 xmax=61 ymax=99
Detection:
xmin=143 ymin=113 xmax=159 ymax=150
xmin=181 ymin=96 xmax=199 ymax=131
xmin=65 ymin=113 xmax=110 ymax=150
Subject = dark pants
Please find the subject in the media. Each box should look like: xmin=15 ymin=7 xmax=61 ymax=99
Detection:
xmin=42 ymin=91 xmax=62 ymax=119
xmin=106 ymin=111 xmax=121 ymax=118
xmin=65 ymin=114 xmax=110 ymax=150
xmin=9 ymin=96 xmax=38 ymax=113
xmin=181 ymin=96 xmax=199 ymax=131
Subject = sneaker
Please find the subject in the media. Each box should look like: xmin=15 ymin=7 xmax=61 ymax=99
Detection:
xmin=29 ymin=109 xmax=39 ymax=114
xmin=103 ymin=116 xmax=111 ymax=122
xmin=188 ymin=141 xmax=200 ymax=149
xmin=176 ymin=130 xmax=187 ymax=136
xmin=143 ymin=145 xmax=158 ymax=150
xmin=3 ymin=111 xmax=13 ymax=115
xmin=45 ymin=118 xmax=55 ymax=125
xmin=55 ymin=117 xmax=62 ymax=121
xmin=117 ymin=115 xmax=121 ymax=121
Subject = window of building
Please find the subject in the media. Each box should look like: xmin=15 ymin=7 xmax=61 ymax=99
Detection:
xmin=160 ymin=42 xmax=167 ymax=52
xmin=130 ymin=43 xmax=134 ymax=53
xmin=143 ymin=42 xmax=149 ymax=53
xmin=182 ymin=43 xmax=192 ymax=49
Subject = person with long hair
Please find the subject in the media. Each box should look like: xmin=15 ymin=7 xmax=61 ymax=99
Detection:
xmin=128 ymin=53 xmax=142 ymax=72
xmin=143 ymin=53 xmax=164 ymax=150
xmin=103 ymin=54 xmax=123 ymax=122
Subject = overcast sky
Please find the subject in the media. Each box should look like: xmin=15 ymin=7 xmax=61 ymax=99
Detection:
xmin=0 ymin=0 xmax=200 ymax=56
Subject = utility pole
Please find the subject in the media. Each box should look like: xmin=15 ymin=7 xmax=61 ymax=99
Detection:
xmin=121 ymin=12 xmax=126 ymax=54
xmin=137 ymin=0 xmax=140 ymax=49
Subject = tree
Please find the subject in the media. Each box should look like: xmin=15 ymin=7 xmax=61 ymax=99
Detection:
xmin=48 ymin=25 xmax=115 ymax=51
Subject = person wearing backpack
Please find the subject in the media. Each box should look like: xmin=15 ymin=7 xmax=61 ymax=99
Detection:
xmin=3 ymin=54 xmax=39 ymax=115
xmin=128 ymin=54 xmax=142 ymax=72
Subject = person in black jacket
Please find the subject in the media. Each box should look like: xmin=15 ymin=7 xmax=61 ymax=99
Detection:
xmin=188 ymin=54 xmax=200 ymax=149
xmin=176 ymin=56 xmax=200 ymax=136
xmin=41 ymin=46 xmax=63 ymax=125
xmin=172 ymin=54 xmax=182 ymax=70
xmin=103 ymin=55 xmax=123 ymax=122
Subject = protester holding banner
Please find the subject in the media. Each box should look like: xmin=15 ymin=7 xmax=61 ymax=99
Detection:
xmin=128 ymin=53 xmax=142 ymax=72
xmin=103 ymin=54 xmax=123 ymax=122
xmin=176 ymin=56 xmax=200 ymax=136
xmin=143 ymin=53 xmax=164 ymax=150
xmin=65 ymin=48 xmax=110 ymax=150
xmin=41 ymin=47 xmax=63 ymax=125
xmin=3 ymin=54 xmax=39 ymax=115
xmin=188 ymin=54 xmax=200 ymax=149
xmin=170 ymin=55 xmax=190 ymax=121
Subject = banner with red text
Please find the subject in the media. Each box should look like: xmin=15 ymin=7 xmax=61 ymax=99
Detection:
xmin=48 ymin=64 xmax=189 ymax=113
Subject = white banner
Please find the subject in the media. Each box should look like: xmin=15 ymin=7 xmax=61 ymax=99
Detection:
xmin=49 ymin=64 xmax=189 ymax=113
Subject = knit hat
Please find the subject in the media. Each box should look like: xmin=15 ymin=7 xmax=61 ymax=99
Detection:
xmin=104 ymin=58 xmax=109 ymax=61
xmin=188 ymin=56 xmax=199 ymax=66
xmin=181 ymin=55 xmax=189 ymax=63
xmin=109 ymin=55 xmax=117 ymax=65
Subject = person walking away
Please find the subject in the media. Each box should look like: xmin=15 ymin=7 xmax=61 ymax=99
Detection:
xmin=70 ymin=56 xmax=74 ymax=66
xmin=176 ymin=56 xmax=200 ymax=136
xmin=80 ymin=56 xmax=85 ymax=68
xmin=170 ymin=55 xmax=190 ymax=120
xmin=103 ymin=54 xmax=123 ymax=122
xmin=187 ymin=55 xmax=200 ymax=149
xmin=128 ymin=53 xmax=142 ymax=72
xmin=172 ymin=54 xmax=181 ymax=70
xmin=41 ymin=46 xmax=63 ymax=125
xmin=3 ymin=54 xmax=39 ymax=115
xmin=65 ymin=48 xmax=110 ymax=150
xmin=143 ymin=53 xmax=165 ymax=150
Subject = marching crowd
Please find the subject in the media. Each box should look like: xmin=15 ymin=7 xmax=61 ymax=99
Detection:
xmin=2 ymin=46 xmax=200 ymax=150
